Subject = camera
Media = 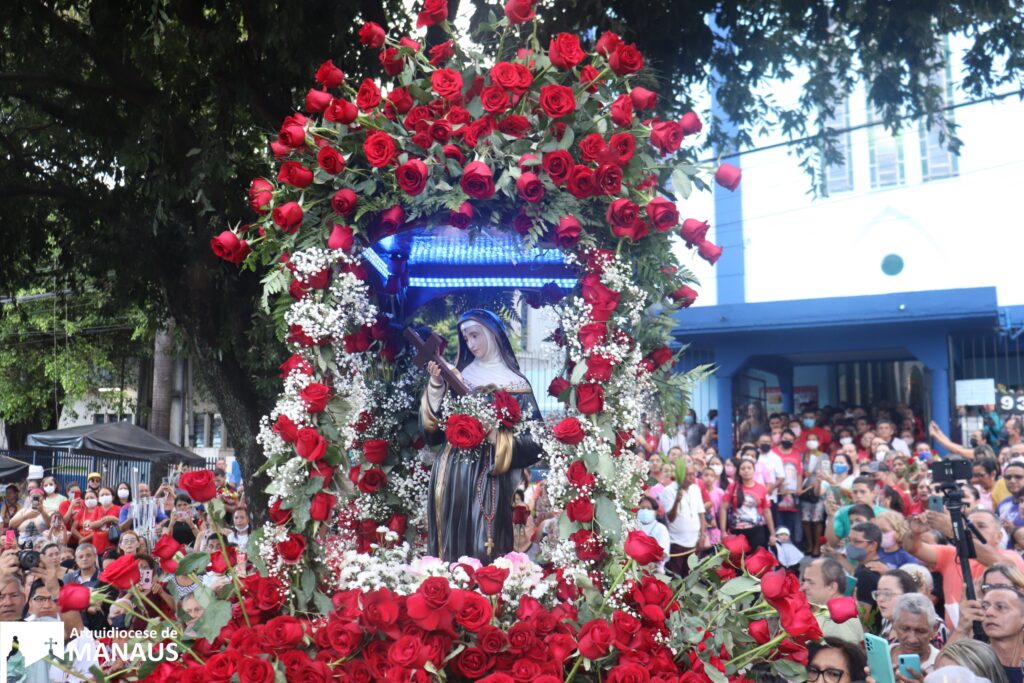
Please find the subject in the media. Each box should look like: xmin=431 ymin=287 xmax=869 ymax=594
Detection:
xmin=929 ymin=459 xmax=972 ymax=486
xmin=18 ymin=550 xmax=41 ymax=571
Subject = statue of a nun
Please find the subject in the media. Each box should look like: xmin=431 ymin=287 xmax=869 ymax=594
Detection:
xmin=420 ymin=309 xmax=543 ymax=563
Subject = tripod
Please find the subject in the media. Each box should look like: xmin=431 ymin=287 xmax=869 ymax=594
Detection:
xmin=939 ymin=482 xmax=987 ymax=641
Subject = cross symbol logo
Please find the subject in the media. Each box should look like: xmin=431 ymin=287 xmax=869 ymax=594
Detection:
xmin=45 ymin=637 xmax=58 ymax=656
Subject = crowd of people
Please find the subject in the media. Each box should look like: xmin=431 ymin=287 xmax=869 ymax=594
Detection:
xmin=630 ymin=402 xmax=1024 ymax=683
xmin=0 ymin=459 xmax=248 ymax=678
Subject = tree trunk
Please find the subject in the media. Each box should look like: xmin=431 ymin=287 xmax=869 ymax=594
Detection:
xmin=149 ymin=325 xmax=175 ymax=441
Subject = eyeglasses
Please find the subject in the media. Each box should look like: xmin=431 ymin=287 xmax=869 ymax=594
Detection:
xmin=1006 ymin=475 xmax=1024 ymax=481
xmin=871 ymin=590 xmax=899 ymax=601
xmin=806 ymin=665 xmax=845 ymax=683
xmin=30 ymin=595 xmax=55 ymax=604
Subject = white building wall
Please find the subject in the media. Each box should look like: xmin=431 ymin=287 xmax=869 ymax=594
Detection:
xmin=733 ymin=38 xmax=1024 ymax=306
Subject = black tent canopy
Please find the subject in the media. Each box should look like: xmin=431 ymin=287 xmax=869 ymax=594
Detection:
xmin=26 ymin=422 xmax=206 ymax=466
xmin=0 ymin=455 xmax=29 ymax=482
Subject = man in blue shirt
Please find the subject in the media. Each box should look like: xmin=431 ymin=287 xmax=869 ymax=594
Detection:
xmin=996 ymin=460 xmax=1024 ymax=530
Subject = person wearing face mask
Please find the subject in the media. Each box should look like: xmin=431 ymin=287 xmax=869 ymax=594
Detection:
xmin=846 ymin=522 xmax=890 ymax=612
xmin=8 ymin=487 xmax=52 ymax=546
xmin=118 ymin=482 xmax=167 ymax=533
xmin=775 ymin=429 xmax=804 ymax=549
xmin=682 ymin=410 xmax=707 ymax=451
xmin=754 ymin=434 xmax=785 ymax=514
xmin=39 ymin=476 xmax=66 ymax=514
xmin=875 ymin=511 xmax=921 ymax=569
xmin=74 ymin=487 xmax=121 ymax=554
xmin=635 ymin=496 xmax=669 ymax=572
xmin=797 ymin=410 xmax=833 ymax=451
xmin=227 ymin=507 xmax=251 ymax=548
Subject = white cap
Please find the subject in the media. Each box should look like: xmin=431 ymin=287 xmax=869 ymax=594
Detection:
xmin=776 ymin=527 xmax=790 ymax=538
xmin=28 ymin=465 xmax=44 ymax=480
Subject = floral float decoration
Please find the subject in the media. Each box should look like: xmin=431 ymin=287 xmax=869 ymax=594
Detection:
xmin=119 ymin=2 xmax=840 ymax=682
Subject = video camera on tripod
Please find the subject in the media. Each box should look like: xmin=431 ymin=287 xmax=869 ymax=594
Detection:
xmin=928 ymin=458 xmax=987 ymax=639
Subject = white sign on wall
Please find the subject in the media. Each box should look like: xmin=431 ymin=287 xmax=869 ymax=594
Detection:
xmin=955 ymin=378 xmax=996 ymax=406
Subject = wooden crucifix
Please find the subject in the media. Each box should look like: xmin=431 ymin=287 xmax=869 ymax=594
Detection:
xmin=403 ymin=327 xmax=471 ymax=396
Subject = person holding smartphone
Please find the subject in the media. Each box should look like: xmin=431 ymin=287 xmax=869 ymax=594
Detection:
xmin=8 ymin=488 xmax=51 ymax=546
xmin=163 ymin=494 xmax=199 ymax=547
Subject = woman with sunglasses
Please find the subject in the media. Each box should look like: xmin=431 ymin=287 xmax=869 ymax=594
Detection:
xmin=807 ymin=637 xmax=867 ymax=683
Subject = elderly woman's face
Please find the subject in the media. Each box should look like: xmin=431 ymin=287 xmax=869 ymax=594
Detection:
xmin=808 ymin=647 xmax=852 ymax=683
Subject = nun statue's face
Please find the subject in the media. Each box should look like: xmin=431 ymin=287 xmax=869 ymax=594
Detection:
xmin=460 ymin=322 xmax=489 ymax=359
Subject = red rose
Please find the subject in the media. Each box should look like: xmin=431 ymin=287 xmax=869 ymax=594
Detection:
xmin=539 ymin=84 xmax=576 ymax=118
xmin=475 ymin=565 xmax=510 ymax=595
xmin=362 ymin=439 xmax=389 ymax=465
xmin=300 ymin=382 xmax=332 ymax=412
xmin=595 ymin=31 xmax=621 ymax=56
xmin=275 ymin=161 xmax=314 ymax=189
xmin=396 ymin=158 xmax=429 ymax=196
xmin=355 ymin=78 xmax=381 ymax=111
xmin=715 ymin=162 xmax=741 ymax=191
xmin=279 ymin=354 xmax=312 ymax=378
xmin=670 ymin=284 xmax=699 ymax=307
xmin=579 ymin=133 xmax=607 ymax=163
xmin=566 ymin=496 xmax=595 ymax=523
xmin=743 ymin=546 xmax=779 ymax=577
xmin=624 ymin=529 xmax=664 ymax=565
xmin=272 ymin=202 xmax=303 ymax=233
xmin=548 ymin=376 xmax=570 ymax=397
xmin=99 ymin=553 xmax=140 ymax=590
xmin=629 ymin=87 xmax=657 ymax=111
xmin=58 ymin=582 xmax=90 ymax=612
xmin=553 ymin=417 xmax=585 ymax=445
xmin=572 ymin=529 xmax=606 ymax=563
xmin=578 ymin=619 xmax=614 ymax=659
xmin=827 ymin=596 xmax=859 ymax=624
xmin=750 ymin=619 xmax=772 ymax=644
xmin=515 ymin=172 xmax=544 ymax=203
xmin=721 ymin=534 xmax=751 ymax=563
xmin=379 ymin=47 xmax=404 ymax=76
xmin=295 ymin=427 xmax=328 ymax=461
xmin=585 ymin=354 xmax=615 ymax=382
xmin=577 ymin=322 xmax=607 ymax=351
xmin=566 ymin=165 xmax=598 ymax=198
xmin=566 ymin=460 xmax=596 ymax=488
xmin=327 ymin=223 xmax=354 ymax=252
xmin=680 ymin=218 xmax=709 ymax=245
xmin=610 ymin=94 xmax=633 ymax=128
xmin=179 ymin=469 xmax=217 ymax=502
xmin=779 ymin=639 xmax=810 ymax=665
xmin=609 ymin=43 xmax=644 ymax=75
xmin=555 ymin=215 xmax=582 ymax=248
xmin=331 ymin=188 xmax=358 ymax=215
xmin=357 ymin=468 xmax=388 ymax=494
xmin=359 ymin=22 xmax=386 ymax=48
xmin=497 ymin=113 xmax=532 ymax=137
xmin=576 ymin=383 xmax=604 ymax=415
xmin=210 ymin=231 xmax=249 ymax=265
xmin=325 ymin=98 xmax=358 ymax=124
xmin=429 ymin=40 xmax=454 ymax=66
xmin=446 ymin=413 xmax=487 ymax=449
xmin=430 ymin=119 xmax=453 ymax=143
xmin=680 ymin=111 xmax=703 ymax=135
xmin=549 ymin=33 xmax=585 ymax=69
xmin=504 ymin=0 xmax=536 ymax=24
xmin=456 ymin=648 xmax=494 ymax=678
xmin=760 ymin=568 xmax=799 ymax=603
xmin=648 ymin=346 xmax=673 ymax=368
xmin=386 ymin=87 xmax=414 ymax=115
xmin=416 ymin=0 xmax=447 ymax=27
xmin=451 ymin=201 xmax=473 ymax=229
xmin=542 ymin=150 xmax=574 ymax=186
xmin=779 ymin=598 xmax=823 ymax=642
xmin=313 ymin=147 xmax=344 ymax=176
xmin=248 ymin=178 xmax=273 ymax=213
xmin=595 ymin=163 xmax=623 ymax=195
xmin=278 ymin=113 xmax=307 ymax=147
xmin=580 ymin=65 xmax=602 ymax=92
xmin=697 ymin=239 xmax=723 ymax=265
xmin=238 ymin=657 xmax=275 ymax=683
xmin=277 ymin=533 xmax=307 ymax=563
xmin=379 ymin=204 xmax=406 ymax=233
xmin=581 ymin=273 xmax=620 ymax=322
xmin=272 ymin=414 xmax=299 ymax=444
xmin=309 ymin=491 xmax=336 ymax=522
xmin=650 ymin=120 xmax=684 ymax=155
xmin=460 ymin=161 xmax=495 ymax=199
xmin=363 ymin=131 xmax=397 ymax=167
xmin=489 ymin=61 xmax=519 ymax=89
xmin=606 ymin=197 xmax=639 ymax=230
xmin=431 ymin=69 xmax=463 ymax=100
xmin=645 ymin=197 xmax=679 ymax=232
xmin=481 ymin=86 xmax=510 ymax=115
xmin=493 ymin=390 xmax=521 ymax=428
xmin=315 ymin=60 xmax=344 ymax=88
xmin=478 ymin=625 xmax=509 ymax=654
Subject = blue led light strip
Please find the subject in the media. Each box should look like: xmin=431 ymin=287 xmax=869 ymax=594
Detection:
xmin=408 ymin=277 xmax=577 ymax=289
xmin=362 ymin=249 xmax=390 ymax=278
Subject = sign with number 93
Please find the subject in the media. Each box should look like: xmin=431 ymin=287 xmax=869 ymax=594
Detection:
xmin=997 ymin=391 xmax=1024 ymax=414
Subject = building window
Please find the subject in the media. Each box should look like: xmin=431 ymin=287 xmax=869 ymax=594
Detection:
xmin=822 ymin=99 xmax=853 ymax=195
xmin=211 ymin=414 xmax=223 ymax=448
xmin=93 ymin=413 xmax=106 ymax=425
xmin=919 ymin=44 xmax=958 ymax=182
xmin=192 ymin=413 xmax=206 ymax=448
xmin=868 ymin=113 xmax=905 ymax=188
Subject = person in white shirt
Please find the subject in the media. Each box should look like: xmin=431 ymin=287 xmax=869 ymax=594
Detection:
xmin=635 ymin=496 xmax=670 ymax=573
xmin=877 ymin=419 xmax=911 ymax=457
xmin=658 ymin=459 xmax=706 ymax=578
xmin=658 ymin=424 xmax=687 ymax=457
xmin=754 ymin=434 xmax=786 ymax=505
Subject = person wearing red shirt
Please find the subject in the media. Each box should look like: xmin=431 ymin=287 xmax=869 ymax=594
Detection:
xmin=775 ymin=429 xmax=804 ymax=547
xmin=796 ymin=410 xmax=833 ymax=451
xmin=720 ymin=458 xmax=776 ymax=551
xmin=74 ymin=487 xmax=121 ymax=555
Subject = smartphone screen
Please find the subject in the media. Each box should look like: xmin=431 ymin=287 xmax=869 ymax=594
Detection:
xmin=4 ymin=530 xmax=14 ymax=546
xmin=236 ymin=553 xmax=248 ymax=578
xmin=140 ymin=569 xmax=153 ymax=590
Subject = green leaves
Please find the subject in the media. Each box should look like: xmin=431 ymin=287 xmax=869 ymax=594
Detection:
xmin=175 ymin=552 xmax=211 ymax=576
xmin=192 ymin=598 xmax=233 ymax=642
